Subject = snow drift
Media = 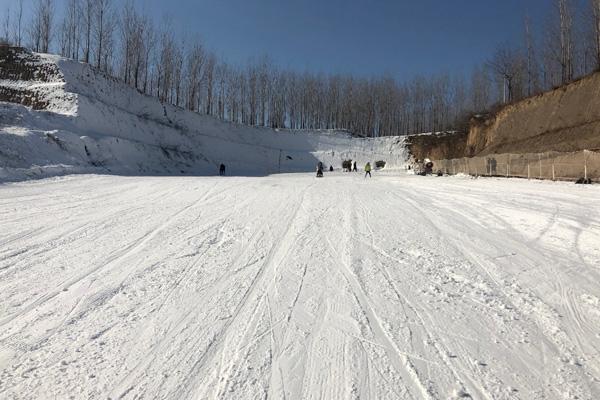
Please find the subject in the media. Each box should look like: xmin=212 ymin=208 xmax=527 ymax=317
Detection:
xmin=0 ymin=48 xmax=406 ymax=182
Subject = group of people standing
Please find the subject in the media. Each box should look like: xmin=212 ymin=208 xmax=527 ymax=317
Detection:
xmin=317 ymin=161 xmax=372 ymax=178
xmin=217 ymin=161 xmax=372 ymax=178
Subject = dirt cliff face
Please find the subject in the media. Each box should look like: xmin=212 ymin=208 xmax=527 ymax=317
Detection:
xmin=405 ymin=131 xmax=468 ymax=161
xmin=0 ymin=46 xmax=64 ymax=110
xmin=468 ymin=74 xmax=600 ymax=156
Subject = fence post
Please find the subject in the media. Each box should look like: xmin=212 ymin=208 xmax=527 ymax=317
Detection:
xmin=507 ymin=154 xmax=511 ymax=178
xmin=452 ymin=159 xmax=456 ymax=175
xmin=539 ymin=154 xmax=542 ymax=179
xmin=278 ymin=149 xmax=282 ymax=173
xmin=584 ymin=150 xmax=588 ymax=180
xmin=527 ymin=163 xmax=531 ymax=180
xmin=552 ymin=161 xmax=555 ymax=181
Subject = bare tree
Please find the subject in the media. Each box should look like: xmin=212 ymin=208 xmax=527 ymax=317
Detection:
xmin=156 ymin=27 xmax=177 ymax=103
xmin=488 ymin=45 xmax=525 ymax=103
xmin=94 ymin=0 xmax=114 ymax=70
xmin=81 ymin=0 xmax=94 ymax=63
xmin=3 ymin=5 xmax=10 ymax=43
xmin=29 ymin=4 xmax=42 ymax=51
xmin=524 ymin=15 xmax=540 ymax=96
xmin=119 ymin=2 xmax=150 ymax=88
xmin=215 ymin=62 xmax=228 ymax=120
xmin=588 ymin=0 xmax=600 ymax=71
xmin=59 ymin=0 xmax=81 ymax=59
xmin=16 ymin=0 xmax=24 ymax=46
xmin=258 ymin=56 xmax=271 ymax=126
xmin=29 ymin=0 xmax=54 ymax=53
xmin=41 ymin=0 xmax=54 ymax=53
xmin=205 ymin=53 xmax=216 ymax=115
xmin=546 ymin=0 xmax=575 ymax=85
xmin=185 ymin=41 xmax=207 ymax=112
xmin=141 ymin=20 xmax=155 ymax=94
xmin=172 ymin=39 xmax=185 ymax=107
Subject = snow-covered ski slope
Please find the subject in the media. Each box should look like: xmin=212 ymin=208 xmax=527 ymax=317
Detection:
xmin=0 ymin=52 xmax=405 ymax=182
xmin=1 ymin=172 xmax=599 ymax=399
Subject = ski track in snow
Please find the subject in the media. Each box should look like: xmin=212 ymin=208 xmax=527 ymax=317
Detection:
xmin=0 ymin=173 xmax=599 ymax=400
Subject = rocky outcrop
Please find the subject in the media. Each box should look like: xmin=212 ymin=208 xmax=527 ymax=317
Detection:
xmin=0 ymin=46 xmax=61 ymax=81
xmin=0 ymin=46 xmax=65 ymax=110
xmin=467 ymin=74 xmax=600 ymax=156
xmin=406 ymin=72 xmax=600 ymax=161
xmin=405 ymin=131 xmax=468 ymax=161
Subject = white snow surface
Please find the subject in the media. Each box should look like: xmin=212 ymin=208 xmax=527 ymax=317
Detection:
xmin=1 ymin=173 xmax=599 ymax=399
xmin=0 ymin=53 xmax=406 ymax=182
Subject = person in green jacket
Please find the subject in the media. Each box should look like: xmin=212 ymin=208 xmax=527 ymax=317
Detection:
xmin=364 ymin=162 xmax=372 ymax=178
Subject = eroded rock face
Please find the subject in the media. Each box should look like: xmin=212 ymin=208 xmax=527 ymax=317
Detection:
xmin=0 ymin=46 xmax=62 ymax=81
xmin=0 ymin=46 xmax=64 ymax=110
xmin=0 ymin=86 xmax=53 ymax=110
xmin=467 ymin=75 xmax=600 ymax=156
xmin=405 ymin=131 xmax=468 ymax=161
xmin=407 ymin=72 xmax=600 ymax=162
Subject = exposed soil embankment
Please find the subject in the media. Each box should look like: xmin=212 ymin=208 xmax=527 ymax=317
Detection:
xmin=467 ymin=74 xmax=600 ymax=156
xmin=0 ymin=46 xmax=61 ymax=81
xmin=406 ymin=73 xmax=600 ymax=161
xmin=0 ymin=46 xmax=66 ymax=111
xmin=405 ymin=131 xmax=468 ymax=161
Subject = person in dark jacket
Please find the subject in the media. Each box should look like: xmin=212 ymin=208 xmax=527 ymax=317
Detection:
xmin=219 ymin=163 xmax=226 ymax=176
xmin=316 ymin=163 xmax=324 ymax=178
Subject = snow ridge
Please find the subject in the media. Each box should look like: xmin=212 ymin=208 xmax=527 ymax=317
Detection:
xmin=0 ymin=51 xmax=407 ymax=182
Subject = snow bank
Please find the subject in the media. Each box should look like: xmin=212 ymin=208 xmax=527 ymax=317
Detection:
xmin=0 ymin=51 xmax=407 ymax=182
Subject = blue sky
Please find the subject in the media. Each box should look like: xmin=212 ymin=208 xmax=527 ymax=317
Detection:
xmin=0 ymin=0 xmax=574 ymax=80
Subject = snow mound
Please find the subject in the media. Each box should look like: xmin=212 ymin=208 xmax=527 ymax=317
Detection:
xmin=0 ymin=49 xmax=407 ymax=182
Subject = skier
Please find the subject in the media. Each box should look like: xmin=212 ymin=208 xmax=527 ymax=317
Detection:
xmin=219 ymin=163 xmax=226 ymax=176
xmin=352 ymin=161 xmax=357 ymax=172
xmin=364 ymin=162 xmax=372 ymax=178
xmin=316 ymin=163 xmax=324 ymax=178
xmin=329 ymin=165 xmax=334 ymax=172
xmin=343 ymin=160 xmax=351 ymax=172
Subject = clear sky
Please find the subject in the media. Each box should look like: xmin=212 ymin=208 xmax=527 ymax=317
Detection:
xmin=0 ymin=0 xmax=575 ymax=80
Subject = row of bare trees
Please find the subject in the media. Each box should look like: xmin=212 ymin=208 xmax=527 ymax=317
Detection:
xmin=2 ymin=0 xmax=24 ymax=47
xmin=2 ymin=0 xmax=600 ymax=136
xmin=488 ymin=0 xmax=600 ymax=104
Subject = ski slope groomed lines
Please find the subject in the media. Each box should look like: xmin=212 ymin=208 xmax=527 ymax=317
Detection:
xmin=1 ymin=173 xmax=599 ymax=399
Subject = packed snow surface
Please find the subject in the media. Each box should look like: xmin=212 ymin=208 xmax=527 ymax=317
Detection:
xmin=1 ymin=172 xmax=600 ymax=399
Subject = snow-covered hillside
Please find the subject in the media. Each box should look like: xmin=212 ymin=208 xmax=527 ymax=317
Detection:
xmin=0 ymin=50 xmax=406 ymax=182
xmin=1 ymin=173 xmax=599 ymax=399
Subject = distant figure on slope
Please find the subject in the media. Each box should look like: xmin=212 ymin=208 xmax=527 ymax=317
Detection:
xmin=329 ymin=165 xmax=334 ymax=172
xmin=423 ymin=160 xmax=434 ymax=175
xmin=364 ymin=162 xmax=372 ymax=178
xmin=219 ymin=163 xmax=226 ymax=176
xmin=316 ymin=163 xmax=324 ymax=178
xmin=353 ymin=161 xmax=357 ymax=172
